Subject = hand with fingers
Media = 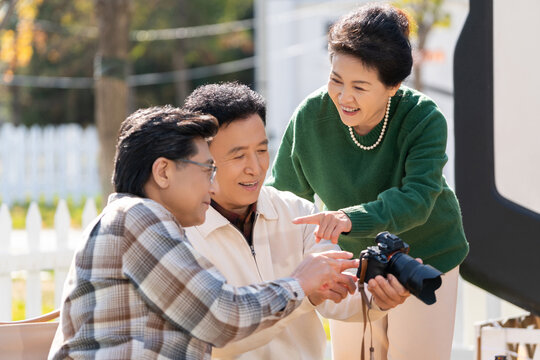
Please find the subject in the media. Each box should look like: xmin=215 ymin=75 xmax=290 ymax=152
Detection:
xmin=293 ymin=211 xmax=352 ymax=244
xmin=367 ymin=258 xmax=423 ymax=310
xmin=290 ymin=250 xmax=359 ymax=299
xmin=367 ymin=274 xmax=410 ymax=310
xmin=307 ymin=271 xmax=357 ymax=306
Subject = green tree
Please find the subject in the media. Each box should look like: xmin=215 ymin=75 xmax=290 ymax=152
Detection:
xmin=0 ymin=0 xmax=254 ymax=127
xmin=0 ymin=0 xmax=43 ymax=124
xmin=1 ymin=0 xmax=96 ymax=125
xmin=130 ymin=0 xmax=254 ymax=108
xmin=94 ymin=0 xmax=130 ymax=197
xmin=393 ymin=0 xmax=451 ymax=91
xmin=0 ymin=0 xmax=254 ymax=196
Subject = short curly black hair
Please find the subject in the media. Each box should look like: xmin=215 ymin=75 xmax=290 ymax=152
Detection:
xmin=328 ymin=3 xmax=413 ymax=87
xmin=183 ymin=82 xmax=266 ymax=126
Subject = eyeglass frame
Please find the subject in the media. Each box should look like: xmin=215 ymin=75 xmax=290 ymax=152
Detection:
xmin=176 ymin=158 xmax=217 ymax=183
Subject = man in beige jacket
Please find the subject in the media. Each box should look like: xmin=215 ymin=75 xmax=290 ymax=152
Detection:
xmin=183 ymin=83 xmax=410 ymax=359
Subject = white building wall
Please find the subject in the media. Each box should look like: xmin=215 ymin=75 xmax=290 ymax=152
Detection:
xmin=493 ymin=0 xmax=540 ymax=215
xmin=256 ymin=0 xmax=360 ymax=158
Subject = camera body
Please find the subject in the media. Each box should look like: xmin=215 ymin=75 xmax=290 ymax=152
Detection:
xmin=360 ymin=232 xmax=410 ymax=281
xmin=358 ymin=231 xmax=442 ymax=305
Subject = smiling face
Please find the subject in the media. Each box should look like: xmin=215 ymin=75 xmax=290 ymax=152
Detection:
xmin=208 ymin=114 xmax=269 ymax=215
xmin=160 ymin=138 xmax=215 ymax=227
xmin=327 ymin=52 xmax=400 ymax=135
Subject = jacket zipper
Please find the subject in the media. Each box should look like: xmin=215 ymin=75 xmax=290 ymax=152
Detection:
xmin=226 ymin=213 xmax=263 ymax=280
xmin=250 ymin=213 xmax=263 ymax=280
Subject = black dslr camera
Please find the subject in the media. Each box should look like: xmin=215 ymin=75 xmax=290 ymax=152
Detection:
xmin=358 ymin=232 xmax=442 ymax=305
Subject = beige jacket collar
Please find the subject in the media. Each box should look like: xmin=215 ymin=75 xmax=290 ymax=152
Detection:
xmin=195 ymin=187 xmax=279 ymax=239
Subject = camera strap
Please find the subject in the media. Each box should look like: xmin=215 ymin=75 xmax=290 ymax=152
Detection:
xmin=358 ymin=258 xmax=375 ymax=360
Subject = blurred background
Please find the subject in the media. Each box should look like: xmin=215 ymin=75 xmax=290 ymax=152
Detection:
xmin=0 ymin=1 xmax=537 ymax=359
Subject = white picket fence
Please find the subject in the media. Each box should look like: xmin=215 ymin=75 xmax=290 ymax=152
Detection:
xmin=0 ymin=124 xmax=101 ymax=206
xmin=0 ymin=200 xmax=530 ymax=359
xmin=0 ymin=198 xmax=98 ymax=320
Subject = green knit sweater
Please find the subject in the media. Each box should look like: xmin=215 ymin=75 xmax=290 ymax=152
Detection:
xmin=267 ymin=85 xmax=468 ymax=273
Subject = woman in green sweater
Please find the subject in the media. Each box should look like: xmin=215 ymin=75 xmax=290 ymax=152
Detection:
xmin=267 ymin=4 xmax=468 ymax=360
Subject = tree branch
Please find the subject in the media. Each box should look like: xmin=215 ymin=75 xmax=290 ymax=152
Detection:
xmin=0 ymin=0 xmax=17 ymax=30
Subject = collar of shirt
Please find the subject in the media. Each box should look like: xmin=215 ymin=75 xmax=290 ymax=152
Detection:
xmin=211 ymin=199 xmax=257 ymax=246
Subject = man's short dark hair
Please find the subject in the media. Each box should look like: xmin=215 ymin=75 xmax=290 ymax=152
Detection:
xmin=112 ymin=105 xmax=218 ymax=197
xmin=183 ymin=82 xmax=266 ymax=126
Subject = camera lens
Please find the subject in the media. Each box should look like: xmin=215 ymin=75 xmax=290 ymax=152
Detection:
xmin=388 ymin=253 xmax=442 ymax=305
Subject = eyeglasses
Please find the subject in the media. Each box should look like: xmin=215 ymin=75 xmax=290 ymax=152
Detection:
xmin=177 ymin=159 xmax=217 ymax=183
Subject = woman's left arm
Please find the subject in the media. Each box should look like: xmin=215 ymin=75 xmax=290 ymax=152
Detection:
xmin=295 ymin=107 xmax=448 ymax=242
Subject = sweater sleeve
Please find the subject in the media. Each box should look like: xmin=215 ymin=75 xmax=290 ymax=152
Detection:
xmin=122 ymin=205 xmax=304 ymax=348
xmin=341 ymin=106 xmax=448 ymax=238
xmin=267 ymin=116 xmax=316 ymax=202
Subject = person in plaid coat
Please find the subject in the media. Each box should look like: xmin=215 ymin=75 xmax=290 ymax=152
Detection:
xmin=49 ymin=106 xmax=359 ymax=360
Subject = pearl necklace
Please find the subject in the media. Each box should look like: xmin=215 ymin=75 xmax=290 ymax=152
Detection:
xmin=348 ymin=96 xmax=391 ymax=150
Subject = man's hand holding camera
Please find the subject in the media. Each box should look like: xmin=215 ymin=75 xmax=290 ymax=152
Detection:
xmin=303 ymin=261 xmax=411 ymax=309
xmin=292 ymin=251 xmax=412 ymax=310
xmin=292 ymin=213 xmax=445 ymax=310
xmin=291 ymin=250 xmax=359 ymax=301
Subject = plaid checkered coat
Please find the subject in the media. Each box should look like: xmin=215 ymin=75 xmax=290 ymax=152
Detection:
xmin=48 ymin=194 xmax=303 ymax=359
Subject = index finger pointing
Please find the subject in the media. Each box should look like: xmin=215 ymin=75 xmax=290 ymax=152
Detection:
xmin=292 ymin=213 xmax=322 ymax=225
xmin=338 ymin=259 xmax=360 ymax=272
xmin=320 ymin=250 xmax=354 ymax=260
